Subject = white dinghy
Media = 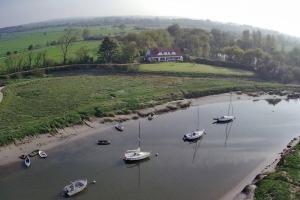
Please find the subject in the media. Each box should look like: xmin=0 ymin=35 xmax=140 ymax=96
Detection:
xmin=123 ymin=122 xmax=151 ymax=162
xmin=38 ymin=150 xmax=47 ymax=158
xmin=114 ymin=123 xmax=124 ymax=132
xmin=24 ymin=156 xmax=30 ymax=168
xmin=183 ymin=107 xmax=206 ymax=141
xmin=64 ymin=179 xmax=88 ymax=197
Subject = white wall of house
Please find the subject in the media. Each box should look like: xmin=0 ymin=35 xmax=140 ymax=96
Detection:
xmin=148 ymin=56 xmax=183 ymax=62
xmin=146 ymin=49 xmax=183 ymax=62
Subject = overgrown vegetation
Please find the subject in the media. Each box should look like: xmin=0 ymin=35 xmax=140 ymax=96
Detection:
xmin=0 ymin=75 xmax=286 ymax=145
xmin=255 ymin=142 xmax=300 ymax=200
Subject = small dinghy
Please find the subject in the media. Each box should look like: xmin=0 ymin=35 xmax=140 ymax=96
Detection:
xmin=24 ymin=156 xmax=30 ymax=168
xmin=114 ymin=123 xmax=124 ymax=132
xmin=147 ymin=113 xmax=154 ymax=121
xmin=38 ymin=150 xmax=47 ymax=158
xmin=28 ymin=149 xmax=39 ymax=157
xmin=183 ymin=129 xmax=205 ymax=141
xmin=97 ymin=140 xmax=111 ymax=145
xmin=19 ymin=154 xmax=27 ymax=159
xmin=64 ymin=179 xmax=88 ymax=197
xmin=214 ymin=115 xmax=235 ymax=123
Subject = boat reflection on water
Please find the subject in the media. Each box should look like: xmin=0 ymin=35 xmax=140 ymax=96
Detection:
xmin=224 ymin=121 xmax=233 ymax=147
xmin=191 ymin=139 xmax=203 ymax=164
xmin=125 ymin=158 xmax=150 ymax=188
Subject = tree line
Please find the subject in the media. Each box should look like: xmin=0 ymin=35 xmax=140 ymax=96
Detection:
xmin=96 ymin=24 xmax=300 ymax=83
xmin=3 ymin=25 xmax=300 ymax=83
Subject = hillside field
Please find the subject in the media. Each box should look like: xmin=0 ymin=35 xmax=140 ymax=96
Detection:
xmin=0 ymin=26 xmax=135 ymax=58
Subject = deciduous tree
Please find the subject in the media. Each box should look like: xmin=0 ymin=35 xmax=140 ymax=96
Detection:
xmin=59 ymin=28 xmax=78 ymax=64
xmin=98 ymin=37 xmax=118 ymax=63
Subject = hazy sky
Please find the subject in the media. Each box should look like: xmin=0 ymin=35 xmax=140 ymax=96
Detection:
xmin=0 ymin=0 xmax=299 ymax=36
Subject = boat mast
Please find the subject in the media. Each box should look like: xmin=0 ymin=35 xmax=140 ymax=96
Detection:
xmin=138 ymin=122 xmax=141 ymax=148
xmin=227 ymin=92 xmax=233 ymax=115
xmin=197 ymin=107 xmax=200 ymax=130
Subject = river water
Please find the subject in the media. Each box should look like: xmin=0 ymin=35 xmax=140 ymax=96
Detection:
xmin=1 ymin=98 xmax=300 ymax=200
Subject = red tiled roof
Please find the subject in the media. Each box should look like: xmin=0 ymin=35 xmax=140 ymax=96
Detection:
xmin=148 ymin=48 xmax=183 ymax=57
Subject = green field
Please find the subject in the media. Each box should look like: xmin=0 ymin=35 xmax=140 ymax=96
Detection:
xmin=0 ymin=75 xmax=283 ymax=145
xmin=0 ymin=26 xmax=135 ymax=58
xmin=139 ymin=63 xmax=254 ymax=77
xmin=255 ymin=142 xmax=300 ymax=200
xmin=28 ymin=40 xmax=99 ymax=63
xmin=0 ymin=40 xmax=100 ymax=73
xmin=0 ymin=25 xmax=138 ymax=73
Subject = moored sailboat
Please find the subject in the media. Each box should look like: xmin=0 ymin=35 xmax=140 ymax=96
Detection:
xmin=183 ymin=107 xmax=206 ymax=141
xmin=63 ymin=179 xmax=88 ymax=197
xmin=123 ymin=122 xmax=151 ymax=162
xmin=214 ymin=93 xmax=235 ymax=123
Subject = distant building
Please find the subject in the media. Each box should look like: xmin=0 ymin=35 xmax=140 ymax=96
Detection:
xmin=216 ymin=53 xmax=227 ymax=62
xmin=145 ymin=48 xmax=183 ymax=62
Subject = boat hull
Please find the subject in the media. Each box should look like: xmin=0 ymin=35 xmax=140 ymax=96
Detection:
xmin=24 ymin=156 xmax=30 ymax=168
xmin=28 ymin=149 xmax=39 ymax=157
xmin=123 ymin=151 xmax=151 ymax=162
xmin=114 ymin=124 xmax=124 ymax=132
xmin=38 ymin=150 xmax=47 ymax=158
xmin=214 ymin=116 xmax=235 ymax=123
xmin=97 ymin=140 xmax=111 ymax=145
xmin=19 ymin=154 xmax=27 ymax=159
xmin=64 ymin=179 xmax=87 ymax=197
xmin=183 ymin=130 xmax=205 ymax=141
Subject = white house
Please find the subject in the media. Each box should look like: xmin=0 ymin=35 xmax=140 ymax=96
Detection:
xmin=216 ymin=53 xmax=227 ymax=62
xmin=146 ymin=48 xmax=183 ymax=62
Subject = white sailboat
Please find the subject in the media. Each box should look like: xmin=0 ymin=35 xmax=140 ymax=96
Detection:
xmin=123 ymin=122 xmax=151 ymax=162
xmin=63 ymin=179 xmax=88 ymax=197
xmin=214 ymin=115 xmax=235 ymax=123
xmin=214 ymin=93 xmax=235 ymax=123
xmin=183 ymin=107 xmax=206 ymax=141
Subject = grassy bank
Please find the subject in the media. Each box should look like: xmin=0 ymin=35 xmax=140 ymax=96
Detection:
xmin=0 ymin=75 xmax=286 ymax=146
xmin=139 ymin=63 xmax=254 ymax=77
xmin=255 ymin=142 xmax=300 ymax=200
